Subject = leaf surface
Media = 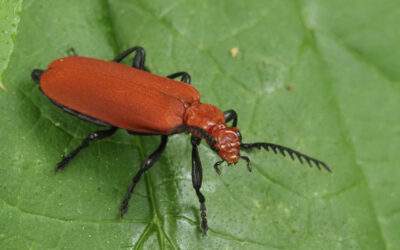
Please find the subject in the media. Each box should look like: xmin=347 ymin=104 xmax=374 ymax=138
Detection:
xmin=0 ymin=0 xmax=399 ymax=249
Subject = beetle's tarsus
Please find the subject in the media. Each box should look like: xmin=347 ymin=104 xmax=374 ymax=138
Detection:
xmin=119 ymin=197 xmax=129 ymax=218
xmin=55 ymin=158 xmax=69 ymax=172
xmin=200 ymin=202 xmax=208 ymax=235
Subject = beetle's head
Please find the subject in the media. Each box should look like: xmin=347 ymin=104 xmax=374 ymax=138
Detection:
xmin=210 ymin=124 xmax=247 ymax=165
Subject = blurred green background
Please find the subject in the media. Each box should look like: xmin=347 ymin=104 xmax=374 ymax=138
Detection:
xmin=0 ymin=0 xmax=399 ymax=249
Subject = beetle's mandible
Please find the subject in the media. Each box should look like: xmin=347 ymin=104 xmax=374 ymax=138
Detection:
xmin=31 ymin=46 xmax=331 ymax=234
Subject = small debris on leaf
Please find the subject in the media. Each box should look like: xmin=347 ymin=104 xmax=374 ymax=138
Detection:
xmin=230 ymin=47 xmax=239 ymax=58
xmin=285 ymin=84 xmax=294 ymax=91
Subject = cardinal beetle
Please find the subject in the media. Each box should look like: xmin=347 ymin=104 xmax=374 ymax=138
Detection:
xmin=31 ymin=46 xmax=331 ymax=234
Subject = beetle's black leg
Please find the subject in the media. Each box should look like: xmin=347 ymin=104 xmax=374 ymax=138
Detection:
xmin=113 ymin=46 xmax=146 ymax=70
xmin=55 ymin=127 xmax=118 ymax=172
xmin=67 ymin=47 xmax=77 ymax=56
xmin=191 ymin=136 xmax=208 ymax=234
xmin=119 ymin=135 xmax=168 ymax=216
xmin=224 ymin=109 xmax=238 ymax=127
xmin=213 ymin=160 xmax=224 ymax=175
xmin=167 ymin=72 xmax=191 ymax=84
xmin=31 ymin=69 xmax=44 ymax=83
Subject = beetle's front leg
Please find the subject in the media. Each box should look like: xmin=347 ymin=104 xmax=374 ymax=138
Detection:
xmin=191 ymin=136 xmax=208 ymax=234
xmin=224 ymin=109 xmax=238 ymax=127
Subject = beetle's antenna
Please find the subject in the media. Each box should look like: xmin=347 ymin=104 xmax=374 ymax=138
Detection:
xmin=240 ymin=142 xmax=331 ymax=172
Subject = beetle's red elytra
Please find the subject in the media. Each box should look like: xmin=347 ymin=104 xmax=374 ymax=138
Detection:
xmin=40 ymin=56 xmax=199 ymax=134
xmin=32 ymin=46 xmax=331 ymax=234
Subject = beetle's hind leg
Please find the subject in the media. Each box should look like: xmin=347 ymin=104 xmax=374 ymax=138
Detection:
xmin=167 ymin=72 xmax=191 ymax=84
xmin=119 ymin=135 xmax=168 ymax=217
xmin=113 ymin=46 xmax=146 ymax=70
xmin=55 ymin=127 xmax=117 ymax=172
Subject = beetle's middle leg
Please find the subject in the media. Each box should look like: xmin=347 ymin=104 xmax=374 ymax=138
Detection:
xmin=113 ymin=46 xmax=146 ymax=70
xmin=167 ymin=72 xmax=191 ymax=84
xmin=56 ymin=127 xmax=118 ymax=172
xmin=119 ymin=135 xmax=168 ymax=216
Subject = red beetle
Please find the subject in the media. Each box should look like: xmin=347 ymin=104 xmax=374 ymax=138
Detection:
xmin=32 ymin=46 xmax=331 ymax=234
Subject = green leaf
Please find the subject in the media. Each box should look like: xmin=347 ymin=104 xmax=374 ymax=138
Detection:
xmin=0 ymin=0 xmax=22 ymax=88
xmin=1 ymin=0 xmax=399 ymax=249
